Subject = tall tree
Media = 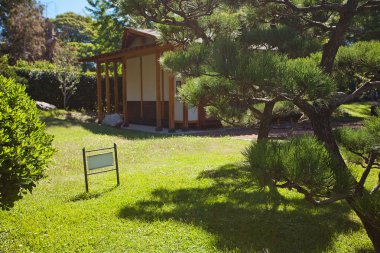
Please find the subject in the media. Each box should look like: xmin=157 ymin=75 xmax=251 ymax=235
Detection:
xmin=52 ymin=12 xmax=98 ymax=71
xmin=0 ymin=0 xmax=31 ymax=29
xmin=4 ymin=0 xmax=46 ymax=63
xmin=53 ymin=12 xmax=95 ymax=43
xmin=86 ymin=0 xmax=142 ymax=53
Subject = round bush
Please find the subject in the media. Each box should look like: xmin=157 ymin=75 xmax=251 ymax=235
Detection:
xmin=0 ymin=75 xmax=55 ymax=210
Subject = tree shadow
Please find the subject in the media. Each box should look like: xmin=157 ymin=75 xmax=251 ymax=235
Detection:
xmin=42 ymin=116 xmax=168 ymax=140
xmin=41 ymin=112 xmax=365 ymax=141
xmin=118 ymin=164 xmax=363 ymax=252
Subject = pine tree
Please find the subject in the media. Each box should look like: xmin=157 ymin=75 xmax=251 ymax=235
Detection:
xmin=111 ymin=0 xmax=380 ymax=249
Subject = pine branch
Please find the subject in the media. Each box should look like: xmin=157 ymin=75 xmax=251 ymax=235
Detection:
xmin=300 ymin=16 xmax=335 ymax=31
xmin=357 ymin=152 xmax=377 ymax=190
xmin=357 ymin=0 xmax=380 ymax=12
xmin=249 ymin=106 xmax=263 ymax=119
xmin=277 ymin=178 xmax=349 ymax=206
xmin=129 ymin=0 xmax=214 ymax=43
xmin=274 ymin=0 xmax=344 ymax=12
xmin=330 ymin=81 xmax=380 ymax=110
xmin=346 ymin=148 xmax=369 ymax=163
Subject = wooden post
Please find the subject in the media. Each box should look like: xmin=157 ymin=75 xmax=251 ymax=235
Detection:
xmin=197 ymin=102 xmax=206 ymax=128
xmin=155 ymin=52 xmax=162 ymax=131
xmin=96 ymin=62 xmax=103 ymax=123
xmin=82 ymin=148 xmax=89 ymax=192
xmin=183 ymin=103 xmax=189 ymax=131
xmin=161 ymin=69 xmax=165 ymax=121
xmin=168 ymin=74 xmax=175 ymax=132
xmin=140 ymin=56 xmax=143 ymax=119
xmin=122 ymin=58 xmax=128 ymax=126
xmin=113 ymin=61 xmax=119 ymax=113
xmin=105 ymin=62 xmax=111 ymax=113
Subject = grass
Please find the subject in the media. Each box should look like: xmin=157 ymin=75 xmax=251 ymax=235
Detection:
xmin=0 ymin=112 xmax=377 ymax=253
xmin=338 ymin=102 xmax=375 ymax=119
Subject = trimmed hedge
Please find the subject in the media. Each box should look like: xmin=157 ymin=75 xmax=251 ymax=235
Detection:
xmin=15 ymin=68 xmax=124 ymax=111
xmin=15 ymin=68 xmax=98 ymax=110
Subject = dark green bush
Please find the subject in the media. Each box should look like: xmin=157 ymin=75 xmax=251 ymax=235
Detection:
xmin=0 ymin=75 xmax=55 ymax=210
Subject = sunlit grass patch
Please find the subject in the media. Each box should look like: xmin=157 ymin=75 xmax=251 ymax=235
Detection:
xmin=339 ymin=102 xmax=374 ymax=119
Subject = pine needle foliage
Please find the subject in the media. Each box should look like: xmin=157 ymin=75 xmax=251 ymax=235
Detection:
xmin=243 ymin=136 xmax=354 ymax=198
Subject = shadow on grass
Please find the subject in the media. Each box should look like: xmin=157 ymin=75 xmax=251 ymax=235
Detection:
xmin=42 ymin=116 xmax=168 ymax=140
xmin=118 ymin=164 xmax=363 ymax=253
xmin=69 ymin=185 xmax=118 ymax=202
xmin=41 ymin=111 xmax=366 ymax=141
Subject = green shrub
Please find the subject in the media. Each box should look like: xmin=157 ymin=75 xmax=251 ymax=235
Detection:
xmin=0 ymin=75 xmax=55 ymax=210
xmin=0 ymin=55 xmax=26 ymax=84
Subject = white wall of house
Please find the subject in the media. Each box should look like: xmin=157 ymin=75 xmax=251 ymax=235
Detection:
xmin=142 ymin=54 xmax=156 ymax=101
xmin=126 ymin=57 xmax=141 ymax=101
xmin=126 ymin=53 xmax=198 ymax=123
xmin=174 ymin=100 xmax=183 ymax=121
xmin=189 ymin=107 xmax=198 ymax=121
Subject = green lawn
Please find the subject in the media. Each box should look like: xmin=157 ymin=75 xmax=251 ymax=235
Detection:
xmin=338 ymin=102 xmax=374 ymax=119
xmin=0 ymin=113 xmax=376 ymax=252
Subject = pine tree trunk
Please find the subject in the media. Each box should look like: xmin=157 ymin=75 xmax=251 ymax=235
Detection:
xmin=303 ymin=106 xmax=380 ymax=251
xmin=257 ymin=100 xmax=276 ymax=141
xmin=349 ymin=199 xmax=380 ymax=252
xmin=306 ymin=109 xmax=347 ymax=169
xmin=320 ymin=0 xmax=358 ymax=73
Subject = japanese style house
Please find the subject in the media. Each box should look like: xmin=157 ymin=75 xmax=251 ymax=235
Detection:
xmin=80 ymin=27 xmax=220 ymax=132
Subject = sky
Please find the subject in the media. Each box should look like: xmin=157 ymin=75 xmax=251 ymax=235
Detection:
xmin=39 ymin=0 xmax=92 ymax=18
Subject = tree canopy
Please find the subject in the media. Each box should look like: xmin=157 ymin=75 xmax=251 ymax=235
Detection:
xmin=53 ymin=12 xmax=95 ymax=43
xmin=3 ymin=0 xmax=45 ymax=63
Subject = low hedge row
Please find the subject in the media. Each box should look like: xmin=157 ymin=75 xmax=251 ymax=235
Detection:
xmin=15 ymin=68 xmax=108 ymax=111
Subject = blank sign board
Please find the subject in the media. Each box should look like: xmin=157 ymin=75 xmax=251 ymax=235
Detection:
xmin=87 ymin=152 xmax=114 ymax=170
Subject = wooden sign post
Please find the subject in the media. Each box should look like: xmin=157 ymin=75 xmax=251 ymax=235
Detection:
xmin=82 ymin=143 xmax=120 ymax=192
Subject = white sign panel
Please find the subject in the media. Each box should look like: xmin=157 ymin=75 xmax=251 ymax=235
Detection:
xmin=87 ymin=152 xmax=114 ymax=170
